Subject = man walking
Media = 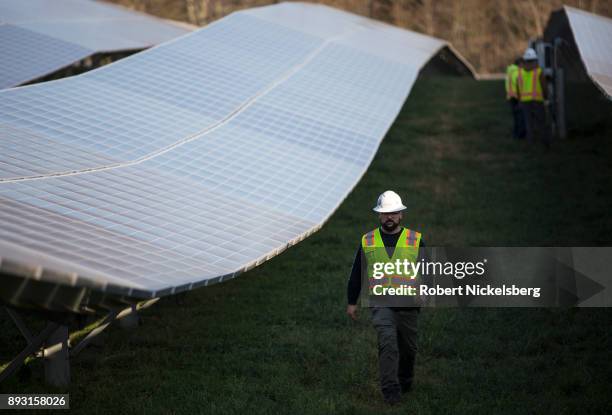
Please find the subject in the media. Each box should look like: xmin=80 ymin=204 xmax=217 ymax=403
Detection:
xmin=517 ymin=48 xmax=550 ymax=146
xmin=346 ymin=190 xmax=425 ymax=405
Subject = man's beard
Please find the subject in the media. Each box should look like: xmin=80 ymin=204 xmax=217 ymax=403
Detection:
xmin=382 ymin=220 xmax=399 ymax=232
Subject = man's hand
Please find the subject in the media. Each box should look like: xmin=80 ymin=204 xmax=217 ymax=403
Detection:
xmin=346 ymin=304 xmax=358 ymax=321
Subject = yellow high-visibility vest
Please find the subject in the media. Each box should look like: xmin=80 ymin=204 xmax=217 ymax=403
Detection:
xmin=361 ymin=227 xmax=421 ymax=295
xmin=505 ymin=64 xmax=519 ymax=99
xmin=517 ymin=67 xmax=543 ymax=102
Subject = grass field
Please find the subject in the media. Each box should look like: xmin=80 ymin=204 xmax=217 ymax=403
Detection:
xmin=1 ymin=77 xmax=611 ymax=414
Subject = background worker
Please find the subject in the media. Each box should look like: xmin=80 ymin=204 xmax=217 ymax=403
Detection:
xmin=505 ymin=57 xmax=526 ymax=139
xmin=517 ymin=48 xmax=550 ymax=146
xmin=346 ymin=190 xmax=426 ymax=406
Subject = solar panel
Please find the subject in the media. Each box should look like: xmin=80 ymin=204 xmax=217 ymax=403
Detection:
xmin=0 ymin=24 xmax=92 ymax=89
xmin=0 ymin=0 xmax=192 ymax=89
xmin=0 ymin=2 xmax=473 ymax=311
xmin=14 ymin=15 xmax=192 ymax=52
xmin=564 ymin=6 xmax=612 ymax=99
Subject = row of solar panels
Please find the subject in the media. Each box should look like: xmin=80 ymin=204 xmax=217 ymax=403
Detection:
xmin=0 ymin=2 xmax=474 ymax=312
xmin=2 ymin=2 xmax=610 ymax=314
xmin=546 ymin=6 xmax=612 ymax=99
xmin=0 ymin=0 xmax=193 ymax=89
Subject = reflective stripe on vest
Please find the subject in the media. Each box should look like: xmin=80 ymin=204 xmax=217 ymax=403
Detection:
xmin=517 ymin=67 xmax=543 ymax=102
xmin=364 ymin=230 xmax=375 ymax=247
xmin=406 ymin=229 xmax=417 ymax=247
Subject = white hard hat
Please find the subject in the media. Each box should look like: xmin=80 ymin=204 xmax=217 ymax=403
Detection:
xmin=373 ymin=190 xmax=407 ymax=213
xmin=523 ymin=48 xmax=538 ymax=61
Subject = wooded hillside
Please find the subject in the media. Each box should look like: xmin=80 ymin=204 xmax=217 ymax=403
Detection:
xmin=106 ymin=0 xmax=612 ymax=73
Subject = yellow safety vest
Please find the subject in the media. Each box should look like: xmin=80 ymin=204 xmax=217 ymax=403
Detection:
xmin=517 ymin=67 xmax=543 ymax=102
xmin=505 ymin=64 xmax=519 ymax=99
xmin=361 ymin=227 xmax=421 ymax=296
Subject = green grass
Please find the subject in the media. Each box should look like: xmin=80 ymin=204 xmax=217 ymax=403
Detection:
xmin=1 ymin=77 xmax=611 ymax=414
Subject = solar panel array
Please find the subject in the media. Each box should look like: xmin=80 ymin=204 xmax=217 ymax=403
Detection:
xmin=0 ymin=0 xmax=192 ymax=89
xmin=0 ymin=3 xmax=471 ymax=309
xmin=564 ymin=6 xmax=612 ymax=99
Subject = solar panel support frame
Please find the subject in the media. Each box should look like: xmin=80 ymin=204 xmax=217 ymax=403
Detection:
xmin=0 ymin=298 xmax=159 ymax=386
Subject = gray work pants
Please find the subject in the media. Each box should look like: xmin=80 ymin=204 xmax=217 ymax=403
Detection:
xmin=370 ymin=307 xmax=419 ymax=397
